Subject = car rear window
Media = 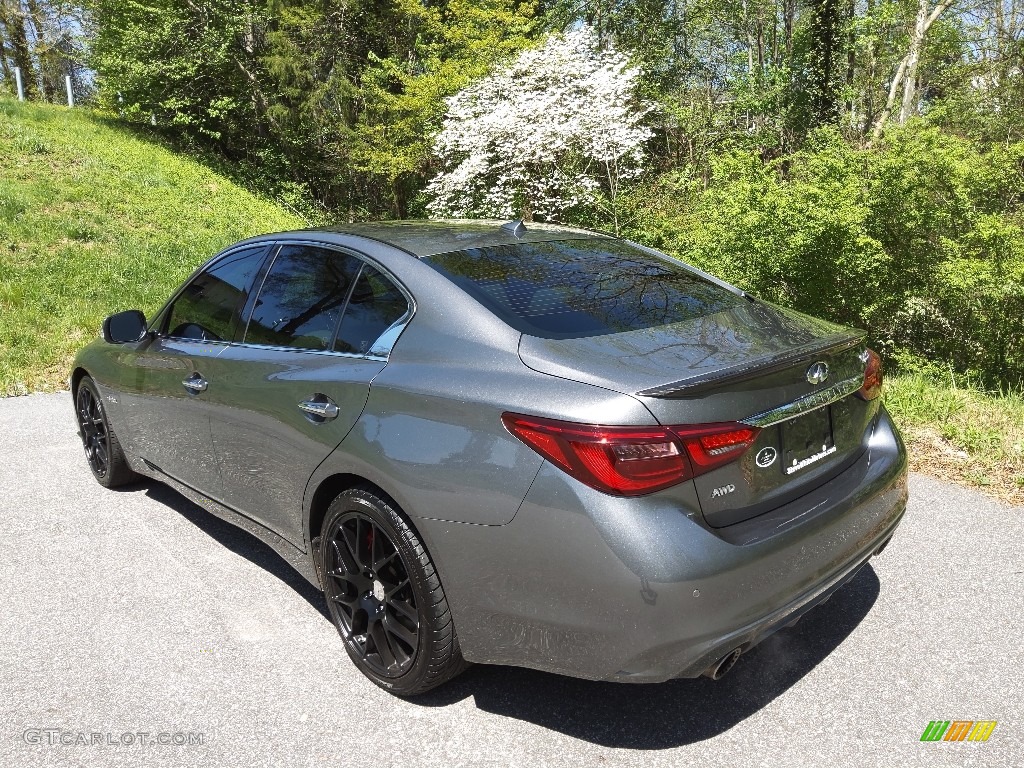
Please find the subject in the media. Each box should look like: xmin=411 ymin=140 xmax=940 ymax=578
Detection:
xmin=423 ymin=239 xmax=745 ymax=339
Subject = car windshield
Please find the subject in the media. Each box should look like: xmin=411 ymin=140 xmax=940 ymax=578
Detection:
xmin=423 ymin=238 xmax=745 ymax=339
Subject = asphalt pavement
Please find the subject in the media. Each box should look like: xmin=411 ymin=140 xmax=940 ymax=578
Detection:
xmin=0 ymin=392 xmax=1021 ymax=767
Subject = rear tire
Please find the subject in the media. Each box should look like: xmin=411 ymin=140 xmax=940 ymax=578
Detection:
xmin=75 ymin=376 xmax=139 ymax=488
xmin=320 ymin=488 xmax=468 ymax=696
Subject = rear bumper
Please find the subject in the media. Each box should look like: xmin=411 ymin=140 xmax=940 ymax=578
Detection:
xmin=418 ymin=405 xmax=908 ymax=682
xmin=662 ymin=505 xmax=902 ymax=680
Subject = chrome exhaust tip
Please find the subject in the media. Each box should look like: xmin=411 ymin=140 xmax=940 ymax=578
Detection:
xmin=704 ymin=648 xmax=742 ymax=680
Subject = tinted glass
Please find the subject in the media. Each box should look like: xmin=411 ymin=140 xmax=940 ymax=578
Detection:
xmin=166 ymin=246 xmax=267 ymax=341
xmin=424 ymin=239 xmax=745 ymax=339
xmin=245 ymin=245 xmax=363 ymax=350
xmin=335 ymin=265 xmax=409 ymax=355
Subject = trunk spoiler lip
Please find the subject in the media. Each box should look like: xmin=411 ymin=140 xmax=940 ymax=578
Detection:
xmin=636 ymin=330 xmax=867 ymax=399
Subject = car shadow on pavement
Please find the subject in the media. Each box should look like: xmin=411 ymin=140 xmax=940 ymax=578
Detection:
xmin=412 ymin=565 xmax=881 ymax=748
xmin=132 ymin=478 xmax=879 ymax=748
xmin=137 ymin=481 xmax=331 ymax=621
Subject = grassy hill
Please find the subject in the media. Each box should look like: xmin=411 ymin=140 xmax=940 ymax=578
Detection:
xmin=0 ymin=98 xmax=301 ymax=394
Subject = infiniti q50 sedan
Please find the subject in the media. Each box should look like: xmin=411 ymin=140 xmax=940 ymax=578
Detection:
xmin=71 ymin=220 xmax=907 ymax=695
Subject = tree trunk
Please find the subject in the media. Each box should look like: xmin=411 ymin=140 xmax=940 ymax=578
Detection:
xmin=784 ymin=0 xmax=795 ymax=60
xmin=744 ymin=0 xmax=754 ymax=74
xmin=0 ymin=32 xmax=13 ymax=86
xmin=25 ymin=0 xmax=57 ymax=100
xmin=808 ymin=0 xmax=843 ymax=128
xmin=898 ymin=0 xmax=929 ymax=123
xmin=755 ymin=10 xmax=764 ymax=71
xmin=845 ymin=0 xmax=856 ymax=120
xmin=863 ymin=0 xmax=878 ymax=137
xmin=0 ymin=0 xmax=36 ymax=98
xmin=869 ymin=0 xmax=954 ymax=143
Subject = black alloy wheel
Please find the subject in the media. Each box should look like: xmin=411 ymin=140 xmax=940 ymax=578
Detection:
xmin=324 ymin=510 xmax=420 ymax=677
xmin=75 ymin=376 xmax=138 ymax=488
xmin=320 ymin=488 xmax=468 ymax=695
xmin=77 ymin=383 xmax=109 ymax=478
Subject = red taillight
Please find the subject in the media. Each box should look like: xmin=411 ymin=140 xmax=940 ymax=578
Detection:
xmin=673 ymin=423 xmax=760 ymax=472
xmin=858 ymin=348 xmax=883 ymax=400
xmin=502 ymin=413 xmax=759 ymax=496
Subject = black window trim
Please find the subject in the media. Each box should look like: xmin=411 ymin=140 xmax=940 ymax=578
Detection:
xmin=233 ymin=242 xmax=282 ymax=343
xmin=148 ymin=239 xmax=415 ymax=360
xmin=153 ymin=242 xmax=274 ymax=345
xmin=232 ymin=239 xmax=415 ymax=361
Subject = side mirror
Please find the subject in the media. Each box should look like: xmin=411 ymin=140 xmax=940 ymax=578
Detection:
xmin=102 ymin=310 xmax=148 ymax=344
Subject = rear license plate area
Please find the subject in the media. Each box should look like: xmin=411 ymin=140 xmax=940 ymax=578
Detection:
xmin=782 ymin=406 xmax=835 ymax=475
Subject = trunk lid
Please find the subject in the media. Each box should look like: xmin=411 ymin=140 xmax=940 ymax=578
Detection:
xmin=519 ymin=300 xmax=874 ymax=526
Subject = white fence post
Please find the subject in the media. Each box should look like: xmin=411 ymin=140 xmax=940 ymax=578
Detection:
xmin=65 ymin=75 xmax=74 ymax=107
xmin=14 ymin=67 xmax=24 ymax=101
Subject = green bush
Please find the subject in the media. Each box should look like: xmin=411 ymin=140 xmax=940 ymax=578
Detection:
xmin=614 ymin=125 xmax=1024 ymax=387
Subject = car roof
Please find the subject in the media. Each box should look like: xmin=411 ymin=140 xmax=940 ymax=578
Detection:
xmin=296 ymin=219 xmax=608 ymax=258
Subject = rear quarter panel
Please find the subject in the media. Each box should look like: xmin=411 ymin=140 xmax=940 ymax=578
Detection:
xmin=303 ymin=282 xmax=661 ymax=528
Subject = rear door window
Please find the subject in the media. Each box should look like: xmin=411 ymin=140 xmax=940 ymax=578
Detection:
xmin=165 ymin=245 xmax=268 ymax=341
xmin=334 ymin=265 xmax=409 ymax=355
xmin=424 ymin=239 xmax=744 ymax=339
xmin=244 ymin=245 xmax=364 ymax=351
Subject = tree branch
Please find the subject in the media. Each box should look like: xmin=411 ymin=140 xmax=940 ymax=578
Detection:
xmin=869 ymin=0 xmax=954 ymax=144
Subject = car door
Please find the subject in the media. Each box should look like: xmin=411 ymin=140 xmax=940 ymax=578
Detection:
xmin=120 ymin=244 xmax=270 ymax=498
xmin=202 ymin=243 xmax=411 ymax=544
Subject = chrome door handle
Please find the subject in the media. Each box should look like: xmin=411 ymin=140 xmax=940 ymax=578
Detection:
xmin=182 ymin=373 xmax=208 ymax=393
xmin=298 ymin=399 xmax=339 ymax=421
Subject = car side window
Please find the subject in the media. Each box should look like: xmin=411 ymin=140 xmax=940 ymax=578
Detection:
xmin=334 ymin=264 xmax=409 ymax=356
xmin=165 ymin=246 xmax=267 ymax=341
xmin=244 ymin=245 xmax=363 ymax=351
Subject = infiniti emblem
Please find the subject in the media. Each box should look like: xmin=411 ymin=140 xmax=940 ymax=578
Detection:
xmin=806 ymin=361 xmax=830 ymax=385
xmin=755 ymin=447 xmax=778 ymax=468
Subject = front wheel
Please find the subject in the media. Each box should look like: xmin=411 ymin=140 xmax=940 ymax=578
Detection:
xmin=320 ymin=488 xmax=468 ymax=695
xmin=75 ymin=376 xmax=138 ymax=488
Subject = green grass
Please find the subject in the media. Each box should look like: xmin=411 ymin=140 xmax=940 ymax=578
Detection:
xmin=0 ymin=98 xmax=302 ymax=394
xmin=884 ymin=373 xmax=1024 ymax=505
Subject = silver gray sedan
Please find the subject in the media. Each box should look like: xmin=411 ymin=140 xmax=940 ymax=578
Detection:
xmin=71 ymin=220 xmax=907 ymax=695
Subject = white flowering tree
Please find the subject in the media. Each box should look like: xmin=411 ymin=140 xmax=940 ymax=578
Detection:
xmin=425 ymin=27 xmax=652 ymax=232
